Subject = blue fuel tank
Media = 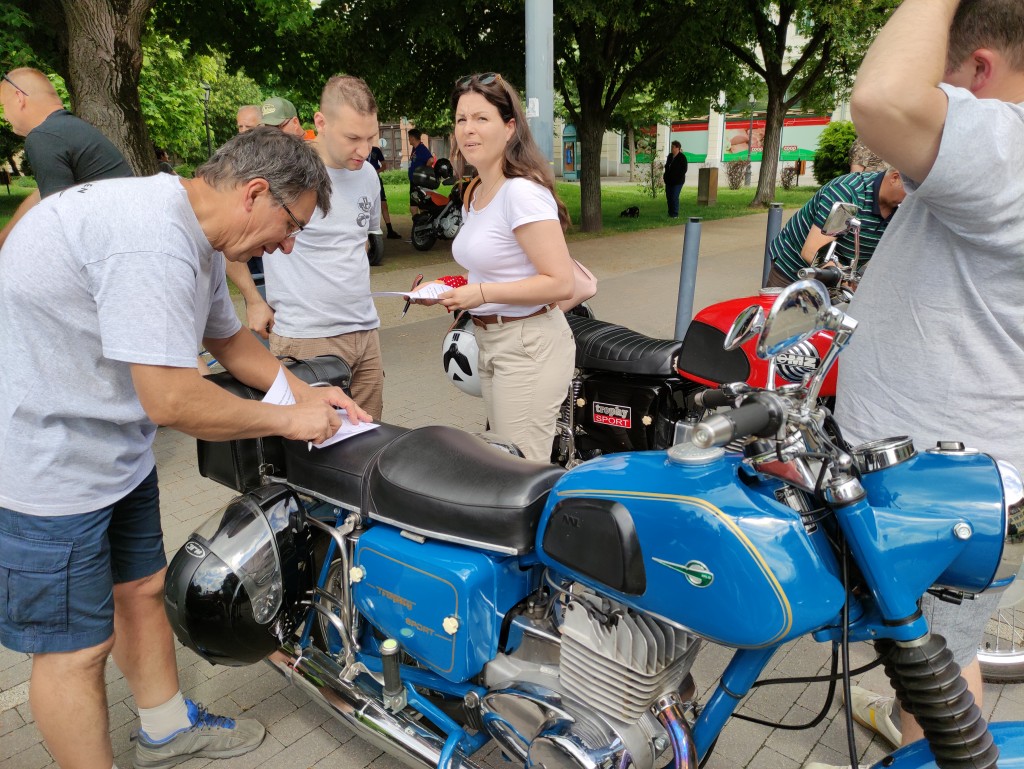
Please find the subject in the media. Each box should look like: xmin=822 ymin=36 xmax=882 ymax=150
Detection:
xmin=536 ymin=451 xmax=846 ymax=648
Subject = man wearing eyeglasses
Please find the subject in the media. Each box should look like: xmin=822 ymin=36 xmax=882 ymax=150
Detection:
xmin=227 ymin=75 xmax=386 ymax=421
xmin=0 ymin=127 xmax=370 ymax=769
xmin=0 ymin=67 xmax=133 ymax=248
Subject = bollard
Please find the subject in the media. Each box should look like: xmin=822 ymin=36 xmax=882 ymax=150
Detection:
xmin=761 ymin=202 xmax=784 ymax=287
xmin=674 ymin=217 xmax=702 ymax=340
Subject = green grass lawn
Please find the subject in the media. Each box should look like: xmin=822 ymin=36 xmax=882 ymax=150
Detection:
xmin=0 ymin=184 xmax=34 ymax=224
xmin=383 ymin=181 xmax=815 ymax=241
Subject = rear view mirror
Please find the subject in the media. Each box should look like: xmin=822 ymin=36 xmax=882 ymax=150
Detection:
xmin=821 ymin=201 xmax=859 ymax=237
xmin=756 ymin=280 xmax=831 ymax=359
xmin=723 ymin=304 xmax=765 ymax=351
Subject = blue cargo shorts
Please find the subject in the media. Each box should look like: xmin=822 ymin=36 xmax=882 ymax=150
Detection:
xmin=0 ymin=468 xmax=166 ymax=654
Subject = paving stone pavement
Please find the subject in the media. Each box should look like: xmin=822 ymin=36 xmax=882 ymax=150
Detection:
xmin=3 ymin=212 xmax=1021 ymax=769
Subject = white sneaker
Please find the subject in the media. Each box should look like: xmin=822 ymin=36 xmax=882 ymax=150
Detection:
xmin=848 ymin=685 xmax=902 ymax=749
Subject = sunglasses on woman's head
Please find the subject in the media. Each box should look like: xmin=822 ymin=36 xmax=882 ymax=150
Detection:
xmin=455 ymin=73 xmax=502 ymax=88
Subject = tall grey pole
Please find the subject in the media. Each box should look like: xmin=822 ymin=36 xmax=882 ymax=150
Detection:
xmin=761 ymin=202 xmax=783 ymax=287
xmin=674 ymin=217 xmax=702 ymax=340
xmin=525 ymin=0 xmax=554 ymax=165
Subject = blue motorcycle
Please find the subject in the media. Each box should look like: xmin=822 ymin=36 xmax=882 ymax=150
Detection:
xmin=166 ymin=280 xmax=1024 ymax=769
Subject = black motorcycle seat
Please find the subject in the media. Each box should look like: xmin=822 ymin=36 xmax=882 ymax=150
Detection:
xmin=567 ymin=314 xmax=683 ymax=376
xmin=368 ymin=425 xmax=564 ymax=554
xmin=282 ymin=423 xmax=410 ymax=511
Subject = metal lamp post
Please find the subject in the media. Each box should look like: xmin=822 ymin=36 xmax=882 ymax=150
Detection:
xmin=744 ymin=93 xmax=754 ymax=187
xmin=200 ymin=82 xmax=213 ymax=159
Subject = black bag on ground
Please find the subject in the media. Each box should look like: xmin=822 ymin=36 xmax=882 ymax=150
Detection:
xmin=197 ymin=356 xmax=352 ymax=493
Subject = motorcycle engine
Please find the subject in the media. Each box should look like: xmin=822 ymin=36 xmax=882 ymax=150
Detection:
xmin=480 ymin=585 xmax=700 ymax=769
xmin=438 ymin=208 xmax=462 ymax=240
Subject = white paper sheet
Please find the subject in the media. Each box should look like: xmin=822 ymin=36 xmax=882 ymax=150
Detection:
xmin=370 ymin=282 xmax=450 ymax=301
xmin=262 ymin=366 xmax=296 ymax=406
xmin=312 ymin=411 xmax=380 ymax=449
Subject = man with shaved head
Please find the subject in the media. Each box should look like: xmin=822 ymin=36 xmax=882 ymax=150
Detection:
xmin=227 ymin=75 xmax=386 ymax=420
xmin=0 ymin=67 xmax=132 ymax=247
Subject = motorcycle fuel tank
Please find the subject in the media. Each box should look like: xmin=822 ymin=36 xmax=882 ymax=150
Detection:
xmin=536 ymin=451 xmax=846 ymax=648
xmin=679 ymin=293 xmax=838 ymax=394
xmin=352 ymin=526 xmax=532 ymax=682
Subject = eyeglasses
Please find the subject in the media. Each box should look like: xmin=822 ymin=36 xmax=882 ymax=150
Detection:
xmin=2 ymin=74 xmax=27 ymax=96
xmin=455 ymin=72 xmax=501 ymax=88
xmin=269 ymin=188 xmax=304 ymax=239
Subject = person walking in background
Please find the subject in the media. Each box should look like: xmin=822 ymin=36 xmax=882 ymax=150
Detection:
xmin=227 ymin=76 xmax=387 ymax=421
xmin=0 ymin=127 xmax=368 ymax=769
xmin=236 ymin=104 xmax=262 ymax=134
xmin=766 ymin=167 xmax=905 ymax=287
xmin=407 ymin=127 xmax=434 ymax=216
xmin=807 ymin=1 xmax=1024 ymax=766
xmin=369 ymin=144 xmax=401 ymax=239
xmin=427 ymin=72 xmax=575 ymax=462
xmin=0 ymin=67 xmax=133 ymax=248
xmin=662 ymin=140 xmax=687 ymax=218
xmin=155 ymin=147 xmax=176 ymax=174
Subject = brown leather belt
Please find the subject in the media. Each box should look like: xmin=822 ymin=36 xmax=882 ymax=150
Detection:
xmin=471 ymin=304 xmax=555 ymax=328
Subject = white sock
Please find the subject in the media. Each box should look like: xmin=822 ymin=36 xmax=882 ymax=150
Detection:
xmin=138 ymin=691 xmax=191 ymax=742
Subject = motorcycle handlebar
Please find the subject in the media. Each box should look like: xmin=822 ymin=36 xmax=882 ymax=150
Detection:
xmin=691 ymin=399 xmax=782 ymax=449
xmin=691 ymin=388 xmax=733 ymax=410
xmin=797 ymin=265 xmax=843 ymax=287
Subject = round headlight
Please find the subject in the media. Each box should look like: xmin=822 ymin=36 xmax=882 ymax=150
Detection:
xmin=991 ymin=460 xmax=1024 ymax=588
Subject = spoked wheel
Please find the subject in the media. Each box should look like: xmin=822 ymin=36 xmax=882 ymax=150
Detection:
xmin=980 ymin=577 xmax=1024 ymax=682
xmin=309 ymin=534 xmax=347 ymax=655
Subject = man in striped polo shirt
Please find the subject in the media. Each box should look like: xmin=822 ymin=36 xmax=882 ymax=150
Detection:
xmin=766 ymin=168 xmax=905 ymax=286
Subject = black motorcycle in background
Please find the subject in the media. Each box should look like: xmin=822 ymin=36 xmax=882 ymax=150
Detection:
xmin=409 ymin=158 xmax=468 ymax=252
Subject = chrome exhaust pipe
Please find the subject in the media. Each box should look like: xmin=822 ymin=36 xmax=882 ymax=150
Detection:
xmin=266 ymin=646 xmax=485 ymax=769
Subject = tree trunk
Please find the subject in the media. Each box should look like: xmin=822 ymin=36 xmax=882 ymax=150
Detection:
xmin=59 ymin=0 xmax=156 ymax=175
xmin=577 ymin=119 xmax=605 ymax=232
xmin=8 ymin=156 xmax=21 ymax=176
xmin=627 ymin=126 xmax=636 ymax=182
xmin=751 ymin=90 xmax=786 ymax=207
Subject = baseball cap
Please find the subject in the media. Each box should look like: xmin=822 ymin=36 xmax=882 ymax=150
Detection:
xmin=261 ymin=97 xmax=298 ymax=126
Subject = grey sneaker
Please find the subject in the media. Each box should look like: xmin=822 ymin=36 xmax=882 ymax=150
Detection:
xmin=133 ymin=700 xmax=266 ymax=769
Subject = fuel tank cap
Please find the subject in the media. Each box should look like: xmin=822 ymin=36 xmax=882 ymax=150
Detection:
xmin=668 ymin=442 xmax=725 ymax=465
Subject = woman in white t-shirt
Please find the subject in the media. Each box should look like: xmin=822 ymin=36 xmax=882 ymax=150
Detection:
xmin=434 ymin=72 xmax=576 ymax=461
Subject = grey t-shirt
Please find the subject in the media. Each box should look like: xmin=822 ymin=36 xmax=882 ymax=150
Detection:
xmin=26 ymin=109 xmax=134 ymax=198
xmin=0 ymin=174 xmax=241 ymax=516
xmin=264 ymin=161 xmax=381 ymax=337
xmin=836 ymin=85 xmax=1024 ymax=471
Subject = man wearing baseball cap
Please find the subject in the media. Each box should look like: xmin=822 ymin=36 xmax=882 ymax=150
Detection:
xmin=260 ymin=96 xmax=306 ymax=138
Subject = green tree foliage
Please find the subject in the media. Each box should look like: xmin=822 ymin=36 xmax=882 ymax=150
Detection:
xmin=555 ymin=1 xmax=736 ymax=230
xmin=715 ymin=0 xmax=899 ymax=207
xmin=139 ymin=30 xmax=262 ymax=164
xmin=813 ymin=120 xmax=857 ymax=184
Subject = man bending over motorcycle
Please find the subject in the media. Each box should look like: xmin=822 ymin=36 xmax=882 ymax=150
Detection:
xmin=0 ymin=127 xmax=369 ymax=769
xmin=766 ymin=166 xmax=905 ymax=287
xmin=814 ymin=0 xmax=1024 ymax=765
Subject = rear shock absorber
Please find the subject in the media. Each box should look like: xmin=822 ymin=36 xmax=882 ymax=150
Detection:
xmin=875 ymin=635 xmax=998 ymax=769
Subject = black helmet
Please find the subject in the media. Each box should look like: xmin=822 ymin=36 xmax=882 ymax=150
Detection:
xmin=164 ymin=484 xmax=314 ymax=666
xmin=434 ymin=158 xmax=454 ymax=182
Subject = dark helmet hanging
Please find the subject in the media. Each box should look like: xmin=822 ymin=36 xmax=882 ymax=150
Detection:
xmin=163 ymin=484 xmax=314 ymax=666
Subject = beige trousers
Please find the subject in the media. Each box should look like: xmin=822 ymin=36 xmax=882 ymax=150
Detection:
xmin=270 ymin=329 xmax=384 ymax=421
xmin=475 ymin=309 xmax=575 ymax=462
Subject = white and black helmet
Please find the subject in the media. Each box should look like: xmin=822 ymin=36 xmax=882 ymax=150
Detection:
xmin=442 ymin=312 xmax=481 ymax=397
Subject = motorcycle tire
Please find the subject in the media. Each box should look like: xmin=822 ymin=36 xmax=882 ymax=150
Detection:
xmin=411 ymin=227 xmax=437 ymax=252
xmin=980 ymin=579 xmax=1024 ymax=682
xmin=367 ymin=232 xmax=384 ymax=266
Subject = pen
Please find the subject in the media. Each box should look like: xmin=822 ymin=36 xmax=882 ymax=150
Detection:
xmin=401 ymin=273 xmax=424 ymax=318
